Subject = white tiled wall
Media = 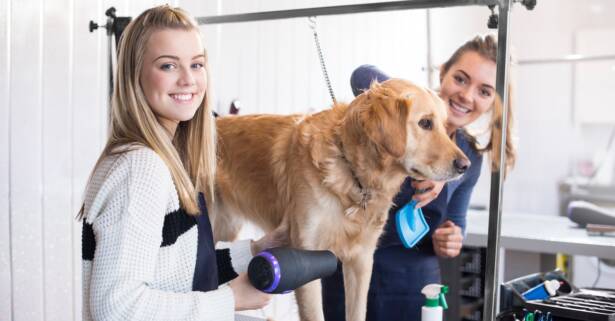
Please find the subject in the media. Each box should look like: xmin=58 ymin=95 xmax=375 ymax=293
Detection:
xmin=0 ymin=1 xmax=214 ymax=320
xmin=208 ymin=0 xmax=430 ymax=117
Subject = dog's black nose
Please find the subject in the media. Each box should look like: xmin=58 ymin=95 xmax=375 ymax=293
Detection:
xmin=453 ymin=158 xmax=470 ymax=174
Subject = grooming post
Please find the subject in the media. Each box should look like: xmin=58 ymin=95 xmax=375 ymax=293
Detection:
xmin=483 ymin=0 xmax=512 ymax=320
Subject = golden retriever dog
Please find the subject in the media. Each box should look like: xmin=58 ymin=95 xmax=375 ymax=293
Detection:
xmin=213 ymin=79 xmax=470 ymax=321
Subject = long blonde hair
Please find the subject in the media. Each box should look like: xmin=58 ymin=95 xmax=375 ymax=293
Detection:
xmin=440 ymin=34 xmax=516 ymax=174
xmin=80 ymin=5 xmax=215 ymax=216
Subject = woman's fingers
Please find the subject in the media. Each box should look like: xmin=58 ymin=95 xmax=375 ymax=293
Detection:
xmin=433 ymin=221 xmax=463 ymax=258
xmin=436 ymin=245 xmax=462 ymax=257
xmin=433 ymin=225 xmax=462 ymax=239
xmin=411 ymin=180 xmax=435 ymax=192
xmin=251 ymin=225 xmax=290 ymax=254
xmin=437 ymin=240 xmax=463 ymax=250
xmin=433 ymin=221 xmax=460 ymax=238
xmin=413 ymin=189 xmax=438 ymax=208
xmin=230 ymin=273 xmax=272 ymax=311
xmin=411 ymin=180 xmax=445 ymax=208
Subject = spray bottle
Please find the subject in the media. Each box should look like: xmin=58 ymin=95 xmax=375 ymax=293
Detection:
xmin=421 ymin=284 xmax=448 ymax=321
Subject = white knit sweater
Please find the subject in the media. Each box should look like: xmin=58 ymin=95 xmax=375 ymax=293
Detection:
xmin=82 ymin=147 xmax=253 ymax=321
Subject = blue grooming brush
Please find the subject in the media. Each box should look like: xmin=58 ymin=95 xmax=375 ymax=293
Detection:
xmin=396 ymin=200 xmax=430 ymax=248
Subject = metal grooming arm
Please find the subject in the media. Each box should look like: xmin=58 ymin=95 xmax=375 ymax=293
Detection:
xmin=196 ymin=0 xmax=535 ymax=24
xmin=193 ymin=1 xmax=535 ymax=319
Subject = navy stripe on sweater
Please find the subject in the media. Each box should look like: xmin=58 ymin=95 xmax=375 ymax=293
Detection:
xmin=81 ymin=208 xmax=197 ymax=261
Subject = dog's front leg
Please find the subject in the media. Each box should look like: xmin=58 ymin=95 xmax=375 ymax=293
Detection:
xmin=295 ymin=279 xmax=325 ymax=321
xmin=342 ymin=253 xmax=374 ymax=321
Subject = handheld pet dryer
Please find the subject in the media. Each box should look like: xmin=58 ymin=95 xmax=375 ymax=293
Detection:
xmin=247 ymin=247 xmax=338 ymax=294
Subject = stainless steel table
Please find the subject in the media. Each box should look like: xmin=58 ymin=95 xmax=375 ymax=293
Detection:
xmin=465 ymin=210 xmax=615 ymax=259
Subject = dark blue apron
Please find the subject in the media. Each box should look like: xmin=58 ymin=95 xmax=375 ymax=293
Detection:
xmin=192 ymin=192 xmax=219 ymax=292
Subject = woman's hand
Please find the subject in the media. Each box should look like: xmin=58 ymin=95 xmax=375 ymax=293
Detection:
xmin=229 ymin=273 xmax=272 ymax=311
xmin=251 ymin=225 xmax=289 ymax=255
xmin=411 ymin=180 xmax=445 ymax=208
xmin=432 ymin=220 xmax=463 ymax=258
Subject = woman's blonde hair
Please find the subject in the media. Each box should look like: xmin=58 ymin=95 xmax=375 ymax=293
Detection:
xmin=440 ymin=34 xmax=516 ymax=174
xmin=80 ymin=5 xmax=215 ymax=216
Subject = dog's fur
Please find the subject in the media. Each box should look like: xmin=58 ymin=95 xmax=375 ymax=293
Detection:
xmin=213 ymin=79 xmax=470 ymax=321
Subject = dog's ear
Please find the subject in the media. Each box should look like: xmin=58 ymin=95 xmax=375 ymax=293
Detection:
xmin=360 ymin=93 xmax=410 ymax=158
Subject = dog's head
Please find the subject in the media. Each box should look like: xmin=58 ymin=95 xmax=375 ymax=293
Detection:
xmin=346 ymin=78 xmax=470 ymax=181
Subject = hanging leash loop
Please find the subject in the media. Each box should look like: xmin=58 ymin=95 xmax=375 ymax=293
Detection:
xmin=308 ymin=16 xmax=336 ymax=104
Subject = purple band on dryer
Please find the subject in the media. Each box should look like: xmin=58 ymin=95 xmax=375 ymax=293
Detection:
xmin=257 ymin=251 xmax=281 ymax=293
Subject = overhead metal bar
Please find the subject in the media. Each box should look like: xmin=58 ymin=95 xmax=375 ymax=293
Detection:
xmin=196 ymin=0 xmax=498 ymax=25
xmin=519 ymin=54 xmax=615 ymax=65
xmin=483 ymin=1 xmax=512 ymax=320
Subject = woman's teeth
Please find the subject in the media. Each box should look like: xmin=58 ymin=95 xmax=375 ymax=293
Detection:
xmin=171 ymin=93 xmax=193 ymax=102
xmin=450 ymin=100 xmax=470 ymax=114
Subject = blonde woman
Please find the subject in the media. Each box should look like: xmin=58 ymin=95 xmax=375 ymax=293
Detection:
xmin=80 ymin=5 xmax=282 ymax=321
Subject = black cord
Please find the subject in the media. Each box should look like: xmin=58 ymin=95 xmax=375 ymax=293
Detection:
xmin=592 ymin=258 xmax=601 ymax=288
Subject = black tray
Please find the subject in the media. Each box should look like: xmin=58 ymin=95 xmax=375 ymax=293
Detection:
xmin=500 ymin=270 xmax=615 ymax=321
xmin=525 ymin=288 xmax=615 ymax=321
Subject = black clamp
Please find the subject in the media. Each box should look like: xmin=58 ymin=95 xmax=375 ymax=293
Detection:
xmin=487 ymin=0 xmax=536 ymax=30
xmin=89 ymin=7 xmax=132 ymax=47
xmin=487 ymin=5 xmax=498 ymax=29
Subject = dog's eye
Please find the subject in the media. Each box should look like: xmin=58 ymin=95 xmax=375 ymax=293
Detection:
xmin=418 ymin=119 xmax=433 ymax=130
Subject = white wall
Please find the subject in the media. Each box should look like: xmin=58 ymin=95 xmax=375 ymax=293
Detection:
xmin=1 ymin=0 xmax=11 ymax=317
xmin=0 ymin=1 xmax=215 ymax=320
xmin=501 ymin=0 xmax=615 ymax=216
xmin=208 ymin=0 xmax=429 ymax=117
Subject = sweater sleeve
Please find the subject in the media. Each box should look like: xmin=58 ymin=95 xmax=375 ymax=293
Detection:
xmin=216 ymin=239 xmax=253 ymax=274
xmin=216 ymin=249 xmax=238 ymax=284
xmin=87 ymin=149 xmax=235 ymax=321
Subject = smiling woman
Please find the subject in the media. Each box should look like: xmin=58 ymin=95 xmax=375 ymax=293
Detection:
xmin=439 ymin=35 xmax=516 ymax=174
xmin=77 ymin=5 xmax=286 ymax=321
xmin=140 ymin=29 xmax=208 ymax=133
xmin=439 ymin=50 xmax=497 ymax=134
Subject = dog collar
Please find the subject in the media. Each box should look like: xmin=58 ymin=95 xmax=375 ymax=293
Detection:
xmin=336 ymin=140 xmax=371 ymax=211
